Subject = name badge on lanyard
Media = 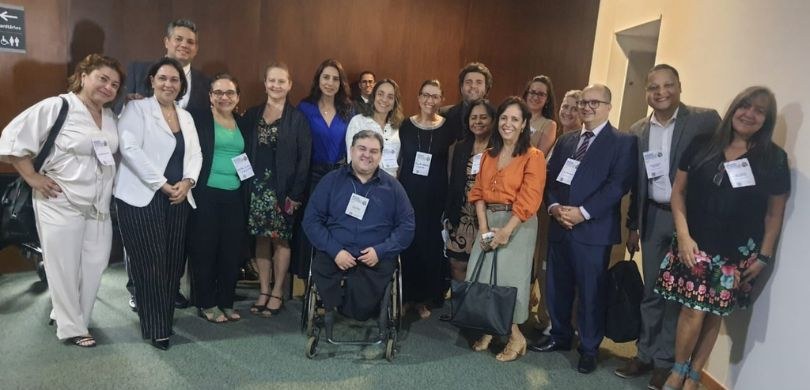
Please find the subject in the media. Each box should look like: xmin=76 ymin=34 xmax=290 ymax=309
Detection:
xmin=231 ymin=153 xmax=255 ymax=181
xmin=413 ymin=151 xmax=432 ymax=176
xmin=556 ymin=158 xmax=580 ymax=185
xmin=725 ymin=158 xmax=756 ymax=188
xmin=92 ymin=137 xmax=115 ymax=166
xmin=382 ymin=145 xmax=400 ymax=169
xmin=470 ymin=153 xmax=483 ymax=175
xmin=345 ymin=193 xmax=370 ymax=220
xmin=643 ymin=150 xmax=667 ymax=179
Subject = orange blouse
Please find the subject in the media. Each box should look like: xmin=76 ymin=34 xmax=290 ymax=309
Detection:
xmin=468 ymin=147 xmax=546 ymax=221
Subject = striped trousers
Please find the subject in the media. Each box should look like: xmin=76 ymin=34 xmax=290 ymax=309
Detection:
xmin=116 ymin=193 xmax=190 ymax=340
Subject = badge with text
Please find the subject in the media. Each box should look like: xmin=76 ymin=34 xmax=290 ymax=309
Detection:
xmin=413 ymin=151 xmax=432 ymax=176
xmin=470 ymin=153 xmax=483 ymax=175
xmin=231 ymin=153 xmax=255 ymax=181
xmin=643 ymin=150 xmax=667 ymax=178
xmin=556 ymin=158 xmax=581 ymax=185
xmin=345 ymin=193 xmax=369 ymax=220
xmin=382 ymin=144 xmax=400 ymax=169
xmin=724 ymin=158 xmax=756 ymax=188
xmin=92 ymin=138 xmax=115 ymax=166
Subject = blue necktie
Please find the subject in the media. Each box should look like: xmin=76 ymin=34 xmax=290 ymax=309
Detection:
xmin=573 ymin=131 xmax=594 ymax=161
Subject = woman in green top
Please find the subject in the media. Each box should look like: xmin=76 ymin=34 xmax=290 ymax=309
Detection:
xmin=188 ymin=73 xmax=250 ymax=322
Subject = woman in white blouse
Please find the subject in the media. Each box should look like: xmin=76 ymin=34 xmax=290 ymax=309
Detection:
xmin=0 ymin=54 xmax=124 ymax=348
xmin=345 ymin=79 xmax=404 ymax=177
xmin=114 ymin=57 xmax=202 ymax=350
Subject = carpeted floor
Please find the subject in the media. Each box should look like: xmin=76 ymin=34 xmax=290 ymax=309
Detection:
xmin=0 ymin=263 xmax=651 ymax=389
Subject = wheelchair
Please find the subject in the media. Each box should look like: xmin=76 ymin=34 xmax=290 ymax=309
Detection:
xmin=300 ymin=256 xmax=402 ymax=361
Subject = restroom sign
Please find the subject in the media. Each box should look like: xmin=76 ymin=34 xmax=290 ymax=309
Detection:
xmin=0 ymin=3 xmax=24 ymax=53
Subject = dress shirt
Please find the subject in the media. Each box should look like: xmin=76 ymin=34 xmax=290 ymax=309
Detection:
xmin=345 ymin=114 xmax=400 ymax=177
xmin=647 ymin=108 xmax=679 ymax=203
xmin=178 ymin=63 xmax=192 ymax=109
xmin=468 ymin=148 xmax=546 ymax=221
xmin=548 ymin=120 xmax=608 ymax=220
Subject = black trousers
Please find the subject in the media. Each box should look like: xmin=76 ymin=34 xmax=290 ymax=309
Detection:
xmin=311 ymin=250 xmax=396 ymax=321
xmin=188 ymin=187 xmax=245 ymax=309
xmin=116 ymin=193 xmax=190 ymax=340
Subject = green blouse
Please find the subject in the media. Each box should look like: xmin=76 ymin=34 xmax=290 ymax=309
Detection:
xmin=207 ymin=122 xmax=244 ymax=190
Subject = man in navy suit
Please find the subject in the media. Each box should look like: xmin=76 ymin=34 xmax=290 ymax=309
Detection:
xmin=528 ymin=84 xmax=638 ymax=374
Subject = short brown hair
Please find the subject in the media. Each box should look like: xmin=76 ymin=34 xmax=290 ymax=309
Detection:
xmin=67 ymin=53 xmax=126 ymax=107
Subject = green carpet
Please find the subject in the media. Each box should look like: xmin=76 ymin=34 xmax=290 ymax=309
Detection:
xmin=0 ymin=263 xmax=651 ymax=389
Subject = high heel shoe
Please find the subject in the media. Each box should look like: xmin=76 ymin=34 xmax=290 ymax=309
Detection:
xmin=151 ymin=337 xmax=170 ymax=351
xmin=662 ymin=361 xmax=690 ymax=390
xmin=257 ymin=295 xmax=284 ymax=318
xmin=472 ymin=334 xmax=493 ymax=352
xmin=250 ymin=293 xmax=271 ymax=314
xmin=495 ymin=337 xmax=527 ymax=362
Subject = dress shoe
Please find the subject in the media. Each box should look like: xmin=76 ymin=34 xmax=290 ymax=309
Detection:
xmin=577 ymin=354 xmax=597 ymax=374
xmin=174 ymin=292 xmax=189 ymax=309
xmin=527 ymin=337 xmax=571 ymax=353
xmin=648 ymin=367 xmax=670 ymax=390
xmin=151 ymin=338 xmax=170 ymax=351
xmin=614 ymin=356 xmax=654 ymax=378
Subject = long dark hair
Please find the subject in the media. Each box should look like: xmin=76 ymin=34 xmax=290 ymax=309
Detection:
xmin=488 ymin=96 xmax=532 ymax=157
xmin=693 ymin=86 xmax=778 ymax=169
xmin=522 ymin=75 xmax=557 ymax=122
xmin=463 ymin=98 xmax=496 ymax=141
xmin=304 ymin=59 xmax=353 ymax=121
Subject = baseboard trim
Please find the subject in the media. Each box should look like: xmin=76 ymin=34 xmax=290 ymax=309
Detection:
xmin=701 ymin=369 xmax=726 ymax=390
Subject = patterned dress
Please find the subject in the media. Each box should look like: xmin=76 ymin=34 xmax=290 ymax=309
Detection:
xmin=444 ymin=154 xmax=479 ymax=259
xmin=655 ymin=136 xmax=790 ymax=315
xmin=248 ymin=117 xmax=293 ymax=239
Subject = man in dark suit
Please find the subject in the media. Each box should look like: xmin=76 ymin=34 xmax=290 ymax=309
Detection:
xmin=529 ymin=84 xmax=637 ymax=374
xmin=615 ymin=65 xmax=720 ymax=389
xmin=352 ymin=70 xmax=375 ymax=112
xmin=120 ymin=18 xmax=211 ymax=310
xmin=440 ymin=62 xmax=492 ymax=141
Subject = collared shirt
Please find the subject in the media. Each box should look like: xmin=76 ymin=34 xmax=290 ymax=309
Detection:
xmin=299 ymin=101 xmax=351 ymax=165
xmin=647 ymin=107 xmax=679 ymax=203
xmin=178 ymin=63 xmax=192 ymax=109
xmin=303 ymin=165 xmax=415 ymax=261
xmin=344 ymin=114 xmax=400 ymax=177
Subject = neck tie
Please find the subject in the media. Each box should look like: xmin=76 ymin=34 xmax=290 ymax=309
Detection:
xmin=573 ymin=131 xmax=594 ymax=161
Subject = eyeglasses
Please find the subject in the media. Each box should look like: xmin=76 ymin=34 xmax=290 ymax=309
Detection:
xmin=527 ymin=90 xmax=548 ymax=98
xmin=576 ymin=99 xmax=610 ymax=109
xmin=211 ymin=90 xmax=237 ymax=98
xmin=712 ymin=161 xmax=726 ymax=186
xmin=419 ymin=93 xmax=442 ymax=101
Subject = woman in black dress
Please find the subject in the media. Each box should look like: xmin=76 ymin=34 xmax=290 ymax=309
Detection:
xmin=655 ymin=86 xmax=789 ymax=389
xmin=398 ymin=80 xmax=456 ymax=319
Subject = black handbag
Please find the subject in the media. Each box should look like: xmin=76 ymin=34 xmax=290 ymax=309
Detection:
xmin=605 ymin=252 xmax=645 ymax=342
xmin=449 ymin=248 xmax=517 ymax=336
xmin=0 ymin=97 xmax=69 ymax=246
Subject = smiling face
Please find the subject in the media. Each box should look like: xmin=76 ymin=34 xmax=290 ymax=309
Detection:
xmin=373 ymin=82 xmax=396 ymax=116
xmin=265 ymin=67 xmax=291 ymax=101
xmin=558 ymin=95 xmax=581 ymax=131
xmin=418 ymin=84 xmax=443 ymax=115
xmin=498 ymin=104 xmax=526 ymax=144
xmin=150 ymin=64 xmax=182 ymax=104
xmin=210 ymin=78 xmax=239 ymax=113
xmin=732 ymin=94 xmax=769 ymax=140
xmin=359 ymin=73 xmax=375 ymax=98
xmin=79 ymin=65 xmax=121 ymax=107
xmin=468 ymin=104 xmax=492 ymax=137
xmin=579 ymin=86 xmax=611 ymax=129
xmin=319 ymin=66 xmax=341 ymax=98
xmin=525 ymin=81 xmax=549 ymax=114
xmin=461 ymin=71 xmax=486 ymax=103
xmin=350 ymin=136 xmax=382 ymax=176
xmin=163 ymin=26 xmax=198 ymax=67
xmin=645 ymin=69 xmax=681 ymax=115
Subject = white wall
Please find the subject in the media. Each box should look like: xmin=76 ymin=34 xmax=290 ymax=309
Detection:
xmin=590 ymin=1 xmax=809 ymax=388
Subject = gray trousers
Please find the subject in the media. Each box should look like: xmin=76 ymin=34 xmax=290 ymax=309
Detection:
xmin=637 ymin=203 xmax=680 ymax=368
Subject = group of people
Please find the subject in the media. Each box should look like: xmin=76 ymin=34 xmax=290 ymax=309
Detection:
xmin=0 ymin=18 xmax=789 ymax=390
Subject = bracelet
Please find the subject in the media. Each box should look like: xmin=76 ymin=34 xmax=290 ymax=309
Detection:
xmin=756 ymin=253 xmax=772 ymax=265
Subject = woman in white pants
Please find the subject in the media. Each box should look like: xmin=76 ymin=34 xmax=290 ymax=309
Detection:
xmin=0 ymin=54 xmax=125 ymax=347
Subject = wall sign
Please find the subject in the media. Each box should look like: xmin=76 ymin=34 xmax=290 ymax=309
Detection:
xmin=0 ymin=3 xmax=24 ymax=53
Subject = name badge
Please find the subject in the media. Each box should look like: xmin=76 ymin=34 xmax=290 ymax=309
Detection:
xmin=413 ymin=151 xmax=432 ymax=176
xmin=345 ymin=193 xmax=369 ymax=220
xmin=382 ymin=144 xmax=400 ymax=169
xmin=556 ymin=158 xmax=580 ymax=185
xmin=724 ymin=158 xmax=756 ymax=188
xmin=643 ymin=150 xmax=668 ymax=179
xmin=231 ymin=153 xmax=255 ymax=181
xmin=92 ymin=137 xmax=115 ymax=166
xmin=470 ymin=153 xmax=483 ymax=175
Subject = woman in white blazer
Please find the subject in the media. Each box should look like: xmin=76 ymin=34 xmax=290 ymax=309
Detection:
xmin=114 ymin=57 xmax=202 ymax=350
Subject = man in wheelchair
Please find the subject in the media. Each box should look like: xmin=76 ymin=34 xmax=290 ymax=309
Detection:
xmin=303 ymin=130 xmax=415 ymax=324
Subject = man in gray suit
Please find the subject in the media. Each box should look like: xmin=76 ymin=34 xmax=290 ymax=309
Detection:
xmin=615 ymin=64 xmax=720 ymax=390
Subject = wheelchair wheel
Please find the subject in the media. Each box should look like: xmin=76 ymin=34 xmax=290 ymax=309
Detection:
xmin=305 ymin=336 xmax=318 ymax=359
xmin=305 ymin=283 xmax=318 ymax=336
xmin=385 ymin=335 xmax=396 ymax=362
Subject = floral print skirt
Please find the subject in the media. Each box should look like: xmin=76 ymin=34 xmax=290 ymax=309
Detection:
xmin=654 ymin=235 xmax=759 ymax=316
xmin=248 ymin=169 xmax=293 ymax=240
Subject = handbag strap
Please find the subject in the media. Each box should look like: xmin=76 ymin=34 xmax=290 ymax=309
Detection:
xmin=33 ymin=97 xmax=69 ymax=172
xmin=489 ymin=249 xmax=499 ymax=285
xmin=470 ymin=248 xmax=499 ymax=286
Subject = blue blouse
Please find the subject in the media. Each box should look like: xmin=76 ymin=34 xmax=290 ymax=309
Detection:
xmin=298 ymin=101 xmax=350 ymax=165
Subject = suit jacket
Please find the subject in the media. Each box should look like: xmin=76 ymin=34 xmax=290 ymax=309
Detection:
xmin=115 ymin=59 xmax=211 ymax=114
xmin=439 ymin=102 xmax=469 ymax=141
xmin=625 ymin=103 xmax=721 ymax=237
xmin=238 ymin=101 xmax=312 ymax=203
xmin=114 ymin=96 xmax=202 ymax=208
xmin=545 ymin=122 xmax=637 ymax=245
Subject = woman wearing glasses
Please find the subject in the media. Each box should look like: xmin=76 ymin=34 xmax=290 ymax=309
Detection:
xmin=655 ymin=86 xmax=789 ymax=390
xmin=522 ymin=75 xmax=558 ymax=155
xmin=188 ymin=73 xmax=248 ymax=322
xmin=398 ymin=80 xmax=457 ymax=319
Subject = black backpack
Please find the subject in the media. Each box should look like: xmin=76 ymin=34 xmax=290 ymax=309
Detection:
xmin=605 ymin=254 xmax=644 ymax=343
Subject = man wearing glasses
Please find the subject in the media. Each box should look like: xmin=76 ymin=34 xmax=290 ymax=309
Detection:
xmin=530 ymin=84 xmax=637 ymax=374
xmin=354 ymin=71 xmax=376 ymax=111
xmin=440 ymin=62 xmax=493 ymax=141
xmin=616 ymin=64 xmax=720 ymax=390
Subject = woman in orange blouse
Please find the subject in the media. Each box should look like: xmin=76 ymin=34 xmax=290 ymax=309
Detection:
xmin=466 ymin=96 xmax=546 ymax=362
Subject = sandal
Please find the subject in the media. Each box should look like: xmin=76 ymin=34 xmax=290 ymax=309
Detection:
xmin=199 ymin=307 xmax=228 ymax=323
xmin=416 ymin=304 xmax=431 ymax=319
xmin=250 ymin=293 xmax=271 ymax=314
xmin=663 ymin=361 xmax=691 ymax=390
xmin=472 ymin=334 xmax=493 ymax=352
xmin=222 ymin=308 xmax=241 ymax=322
xmin=495 ymin=336 xmax=527 ymax=362
xmin=69 ymin=335 xmax=96 ymax=348
xmin=257 ymin=295 xmax=284 ymax=317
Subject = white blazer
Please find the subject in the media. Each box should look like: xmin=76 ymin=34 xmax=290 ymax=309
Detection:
xmin=114 ymin=96 xmax=202 ymax=208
